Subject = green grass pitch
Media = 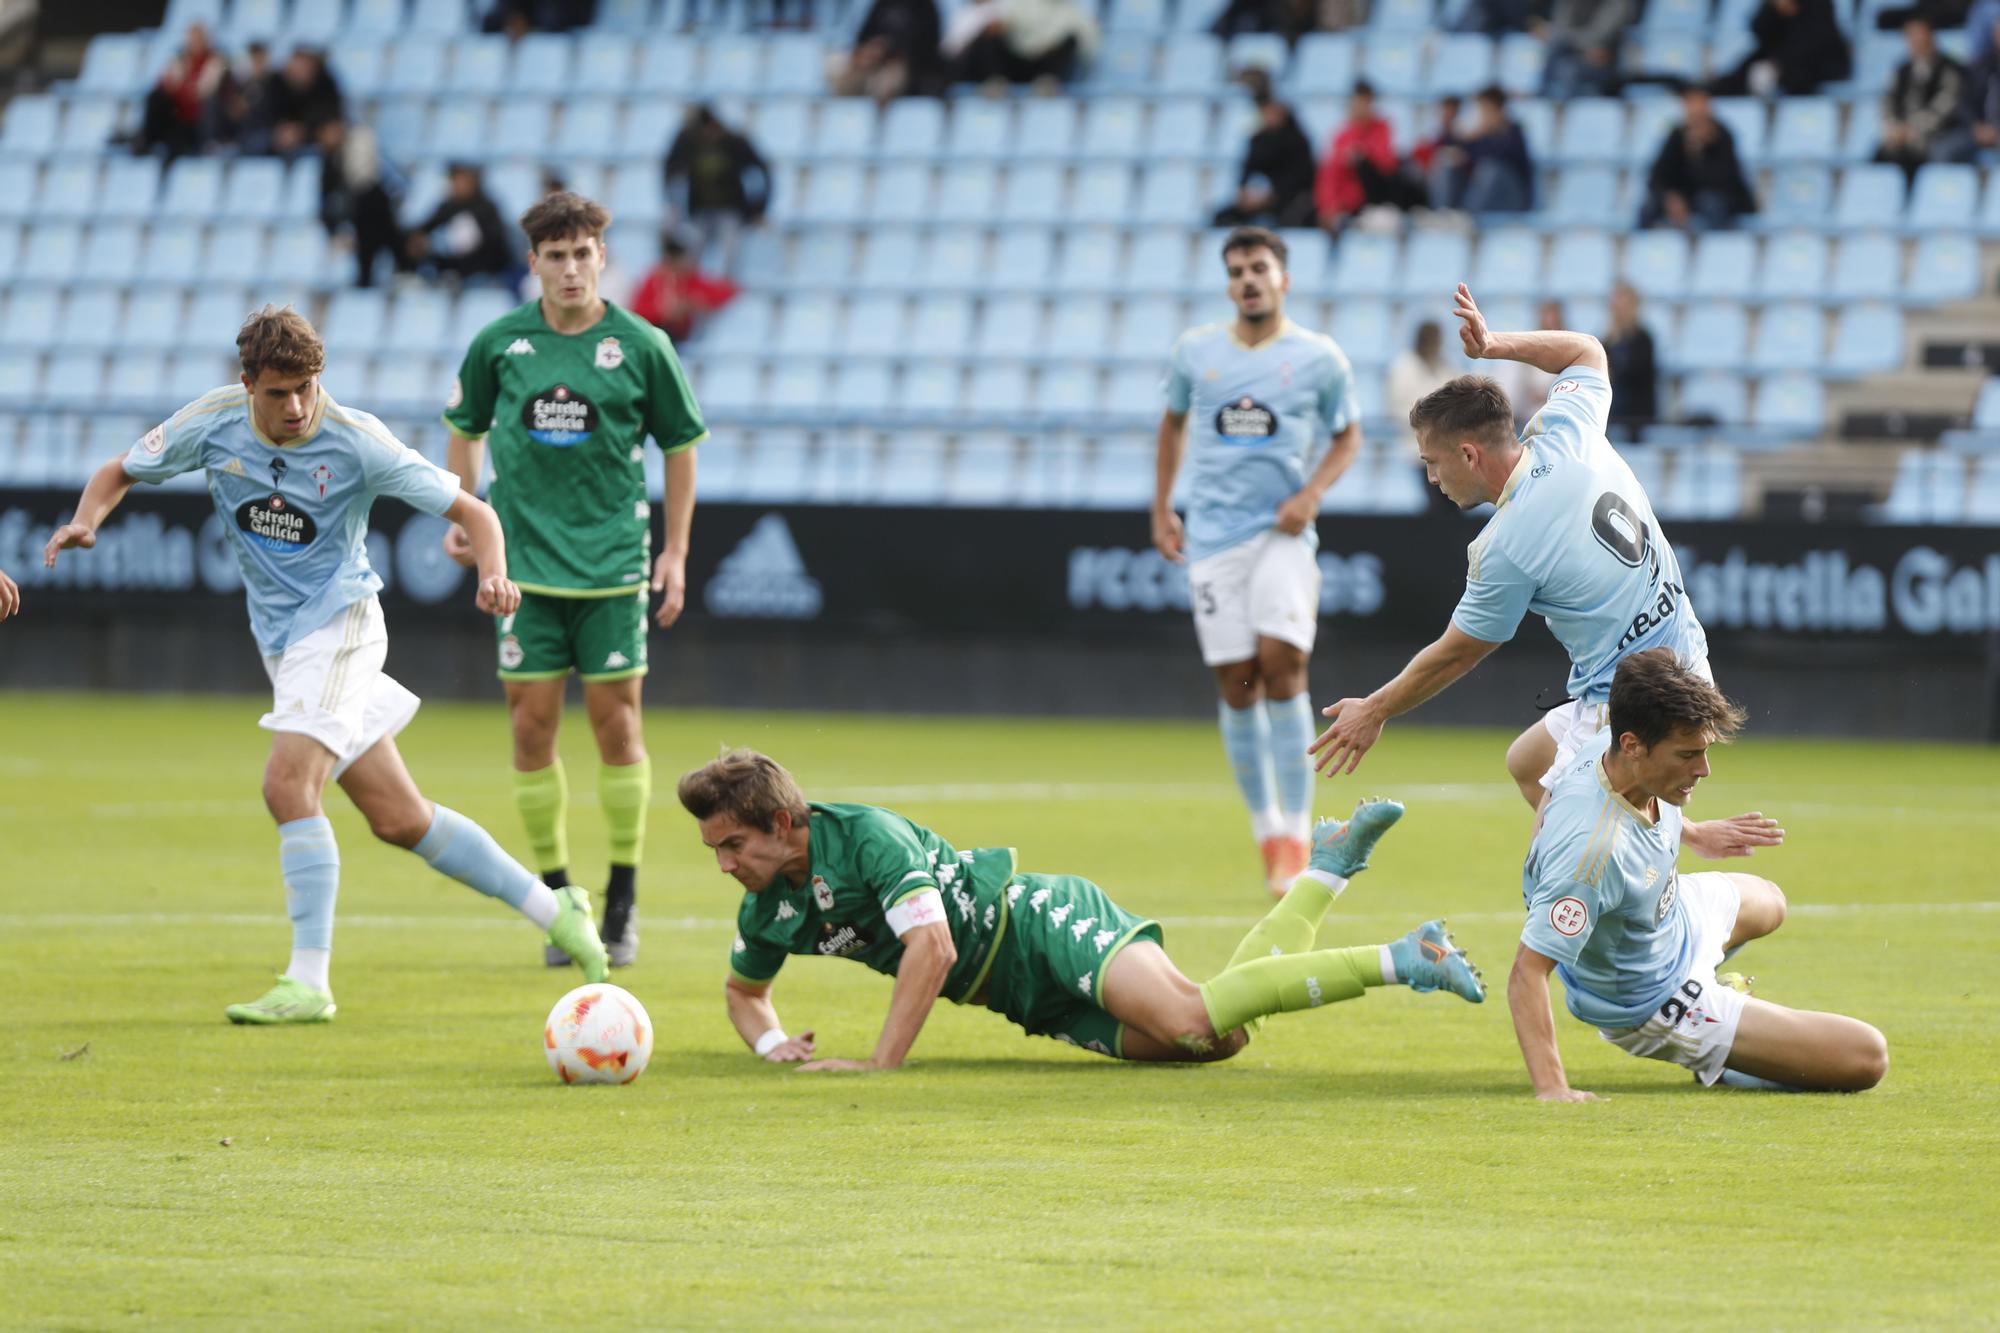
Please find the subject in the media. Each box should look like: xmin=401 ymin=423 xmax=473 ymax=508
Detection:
xmin=2 ymin=693 xmax=1996 ymax=1327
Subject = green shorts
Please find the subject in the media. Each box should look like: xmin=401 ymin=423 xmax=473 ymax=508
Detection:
xmin=496 ymin=590 xmax=648 ymax=683
xmin=981 ymin=873 xmax=1161 ymax=1059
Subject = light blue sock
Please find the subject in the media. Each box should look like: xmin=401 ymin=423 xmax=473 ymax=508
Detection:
xmin=1716 ymin=1068 xmax=1807 ymax=1092
xmin=413 ymin=805 xmax=541 ymax=914
xmin=279 ymin=816 xmax=340 ymax=952
xmin=1264 ymin=693 xmax=1316 ymax=839
xmin=1218 ymin=701 xmax=1278 ymax=832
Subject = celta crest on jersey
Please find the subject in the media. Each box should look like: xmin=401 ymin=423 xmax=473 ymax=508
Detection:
xmin=521 ymin=383 xmax=598 ymax=446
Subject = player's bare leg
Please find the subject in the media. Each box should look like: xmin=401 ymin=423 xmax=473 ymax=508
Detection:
xmin=1098 ymin=942 xmax=1248 ymax=1063
xmin=506 ymin=677 xmax=574 ymax=964
xmin=1724 ymin=873 xmax=1786 ymax=952
xmin=1256 ymin=634 xmax=1314 ymax=895
xmin=584 ymin=676 xmax=650 ymax=966
xmin=1505 ymin=718 xmax=1557 ymax=810
xmin=335 ymin=735 xmax=435 ymax=849
xmin=1724 ymin=996 xmax=1888 ymax=1091
xmin=261 ymin=730 xmax=339 ymax=824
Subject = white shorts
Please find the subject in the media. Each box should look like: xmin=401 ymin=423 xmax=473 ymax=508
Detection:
xmin=1187 ymin=531 xmax=1321 ymax=667
xmin=259 ymin=597 xmax=421 ymax=780
xmin=1537 ymin=657 xmax=1715 ymax=790
xmin=1597 ymin=871 xmax=1746 ymax=1086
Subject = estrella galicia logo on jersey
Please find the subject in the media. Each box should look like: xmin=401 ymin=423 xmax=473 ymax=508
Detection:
xmin=815 ymin=922 xmax=873 ymax=958
xmin=236 ymin=493 xmax=318 ymax=553
xmin=522 ymin=384 xmax=598 ymax=447
xmin=1214 ymin=396 xmax=1278 ymax=443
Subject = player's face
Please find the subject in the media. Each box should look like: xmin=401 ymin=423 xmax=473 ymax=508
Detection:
xmin=1631 ymin=726 xmax=1715 ymax=808
xmin=1224 ymin=247 xmax=1287 ymax=323
xmin=531 ymin=232 xmax=606 ymax=313
xmin=1415 ymin=430 xmax=1484 ymax=509
xmin=698 ymin=812 xmax=792 ymax=892
xmin=242 ymin=369 xmax=319 ymax=443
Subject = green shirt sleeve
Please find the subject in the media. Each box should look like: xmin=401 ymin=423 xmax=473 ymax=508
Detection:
xmin=443 ymin=324 xmax=500 ymax=439
xmin=851 ymin=810 xmax=943 ymax=915
xmin=642 ymin=326 xmax=707 ymax=454
xmin=728 ymin=900 xmax=788 ymax=986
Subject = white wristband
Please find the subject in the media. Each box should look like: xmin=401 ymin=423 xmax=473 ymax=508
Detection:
xmin=753 ymin=1028 xmax=789 ymax=1057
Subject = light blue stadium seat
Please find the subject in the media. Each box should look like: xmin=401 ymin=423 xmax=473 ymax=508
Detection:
xmin=287 ymin=0 xmax=346 ymax=42
xmin=1970 ymin=456 xmax=2000 ymax=524
xmin=0 ymin=289 xmax=58 ymax=348
xmin=1109 ymin=0 xmax=1170 ymax=30
xmin=1835 ymin=163 xmax=1905 ymax=229
xmin=1622 ymin=97 xmax=1681 ymax=170
xmin=1829 ymin=231 xmax=1900 ymax=300
xmin=79 ymin=223 xmax=144 ymax=285
xmin=1056 ymin=229 xmax=1123 ymax=292
xmin=31 ymin=228 xmax=83 ymax=283
xmin=229 ymin=157 xmax=288 ymax=220
xmin=634 ymin=36 xmax=698 ymax=95
xmin=1290 ymin=32 xmax=1354 ymax=94
xmin=386 ymin=288 xmax=453 ymax=355
xmin=613 ymin=102 xmax=677 ymax=160
xmin=1667 ymin=444 xmax=1743 ymax=518
xmin=827 ymin=361 xmax=892 ymax=418
xmin=1687 ymin=232 xmax=1756 ymax=299
xmin=1331 ymin=232 xmax=1399 ymax=297
xmin=1853 ymin=28 xmax=1903 ymax=93
xmin=857 ymin=225 xmax=923 ymax=290
xmin=1228 ymin=32 xmax=1290 ymax=77
xmin=1620 ymin=230 xmax=1689 ymax=300
xmin=0 ymin=94 xmax=58 ymax=155
xmin=1711 ymin=97 xmax=1768 ymax=166
xmin=1908 ymin=234 xmax=1979 ymax=303
xmin=87 ymin=156 xmax=156 ymax=228
xmin=0 ymin=223 xmax=15 ymax=282
xmin=1748 ymin=302 xmax=1824 ymax=373
xmin=434 ymin=101 xmax=493 ymax=157
xmin=552 ymin=99 xmax=617 ymax=158
xmin=698 ymin=359 xmax=761 ymax=414
xmin=56 ymin=288 xmax=122 ymax=351
xmin=1016 ymin=100 xmax=1076 ymax=159
xmin=44 ymin=352 xmax=105 ymax=403
xmin=373 ymin=357 xmax=438 ymax=412
xmin=1496 ymin=31 xmax=1545 ymax=94
xmin=1078 ymin=440 xmax=1155 ymax=507
xmin=1114 ymin=296 xmax=1183 ymax=360
xmin=920 ymin=228 xmax=985 ymax=287
xmin=705 ymin=295 xmax=772 ymax=354
xmin=323 ymin=40 xmax=382 ymax=97
xmin=787 ymin=226 xmax=853 ymax=285
xmin=701 ymin=36 xmax=765 ymax=95
xmin=1769 ymin=98 xmax=1839 ymax=164
xmin=371 ymin=97 xmax=430 ymax=159
xmin=897 ymin=361 xmax=961 ymax=416
xmin=1641 ymin=0 xmax=1710 ymax=28
xmin=1755 ymin=231 xmax=1828 ymax=299
xmin=1000 ymin=164 xmax=1065 ymax=224
xmin=1908 ymin=163 xmax=1977 ymax=231
xmin=1370 ymin=0 xmax=1433 ymax=29
xmin=1081 ymin=99 xmax=1146 ymax=159
xmin=1397 ymin=231 xmax=1469 ymax=303
xmin=1840 ymin=98 xmax=1882 ymax=161
xmin=42 ymin=160 xmax=100 ymax=219
xmin=944 ymin=437 xmax=1019 ymax=505
xmin=78 ymin=32 xmax=146 ymax=92
xmin=1269 ymin=229 xmax=1322 ymax=291
xmin=1046 ymin=303 xmax=1112 ymax=359
xmin=572 ymin=32 xmax=634 ymax=93
xmin=0 ymin=161 xmax=37 ymax=221
xmin=496 ymin=99 xmax=554 ymax=154
xmin=1765 ymin=164 xmax=1833 ymax=226
xmin=1426 ymin=34 xmax=1494 ymax=96
xmin=799 ymin=163 xmax=866 ymax=222
xmin=1071 ymin=165 xmax=1133 ymax=224
xmin=1675 ymin=303 xmax=1748 ymax=371
xmin=908 ymin=297 xmax=975 ymax=354
xmin=1362 ymin=33 xmax=1426 ymax=96
xmin=1101 ymin=364 xmax=1166 ymax=419
xmin=768 ymin=359 xmax=828 ymax=413
xmin=750 ymin=99 xmax=812 ymax=162
xmin=803 ymin=99 xmax=870 ymax=161
xmin=0 ymin=351 xmax=40 ymax=406
xmin=200 ymin=220 xmax=269 ymax=285
xmin=1976 ymin=381 xmax=2000 ymax=429
xmin=410 ymin=0 xmax=471 ymax=36
xmin=1879 ymin=449 xmax=1966 ymax=523
xmin=1160 ymin=36 xmax=1222 ymax=94
xmin=1544 ymin=231 xmax=1614 ymax=299
xmin=104 ymin=350 xmax=166 ymax=410
xmin=224 ymin=0 xmax=285 ymax=40
xmin=1037 ymin=364 xmax=1099 ymax=415
xmin=448 ymin=286 xmax=513 ymax=347
xmin=138 ymin=223 xmax=202 ymax=284
xmin=1511 ymin=98 xmax=1556 ymax=164
xmin=323 ymin=288 xmax=389 ymax=349
xmin=762 ymin=35 xmax=823 ymax=95
xmin=59 ymin=99 xmax=124 ymax=155
xmin=929 ymin=162 xmax=997 ymax=223
xmin=937 ymin=98 xmax=1004 ymax=159
xmin=382 ymin=40 xmax=450 ymax=96
xmin=1330 ymin=300 xmax=1394 ymax=369
xmin=1093 ymin=34 xmax=1158 ymax=91
xmin=1134 ymin=162 xmax=1200 ymax=223
xmin=1547 ymin=166 xmax=1616 ymax=227
xmin=1980 ymin=165 xmax=2000 ymax=235
xmin=1122 ymin=228 xmax=1194 ymax=294
xmin=1753 ymin=374 xmax=1824 ymax=434
xmin=1631 ymin=28 xmax=1702 ymax=79
xmin=877 ymin=434 xmax=950 ymax=503
xmin=1558 ymin=99 xmax=1625 ymax=164
xmin=734 ymin=430 xmax=813 ymax=501
xmin=183 ymin=286 xmax=250 ymax=346
xmin=967 ymin=363 xmax=1030 ymax=417
xmin=505 ymin=34 xmax=574 ymax=97
xmin=594 ymin=0 xmax=660 ymax=33
xmin=976 ymin=295 xmax=1040 ymax=357
xmin=1828 ymin=302 xmax=1903 ymax=376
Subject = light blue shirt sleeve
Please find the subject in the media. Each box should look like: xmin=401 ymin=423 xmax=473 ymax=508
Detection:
xmin=121 ymin=413 xmax=206 ymax=484
xmin=1163 ymin=334 xmax=1192 ymax=413
xmin=1450 ymin=533 xmax=1537 ymax=644
xmin=1522 ymin=364 xmax=1614 ymax=451
xmin=1520 ymin=868 xmax=1609 ymax=968
xmin=361 ymin=425 xmax=460 ymax=516
xmin=1318 ymin=348 xmax=1358 ymax=435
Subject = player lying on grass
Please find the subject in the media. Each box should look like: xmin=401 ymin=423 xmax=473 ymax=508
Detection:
xmin=678 ymin=749 xmax=1483 ymax=1071
xmin=1309 ymin=286 xmax=1778 ymax=861
xmin=1510 ymin=648 xmax=1887 ymax=1100
xmin=43 ymin=305 xmax=608 ymax=1025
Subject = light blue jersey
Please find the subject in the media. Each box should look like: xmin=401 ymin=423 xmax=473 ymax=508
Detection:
xmin=1164 ymin=320 xmax=1358 ymax=563
xmin=122 ymin=384 xmax=460 ymax=656
xmin=1451 ymin=365 xmax=1709 ymax=705
xmin=1521 ymin=732 xmax=1696 ymax=1029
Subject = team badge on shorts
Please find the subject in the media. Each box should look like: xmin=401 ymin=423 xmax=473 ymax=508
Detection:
xmin=595 ymin=337 xmax=624 ymax=370
xmin=499 ymin=634 xmax=524 ymax=669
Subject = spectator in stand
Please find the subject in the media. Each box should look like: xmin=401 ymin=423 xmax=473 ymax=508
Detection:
xmin=215 ymin=40 xmax=284 ymax=155
xmin=1973 ymin=0 xmax=2000 ymax=62
xmin=405 ymin=163 xmax=516 ymax=285
xmin=664 ymin=104 xmax=770 ymax=277
xmin=1386 ymin=321 xmax=1455 ymax=445
xmin=1603 ymin=282 xmax=1659 ymax=440
xmin=481 ymin=0 xmax=598 ymax=30
xmin=1936 ymin=11 xmax=2000 ymax=162
xmin=1450 ymin=0 xmax=1534 ymax=34
xmin=271 ymin=47 xmax=345 ymax=157
xmin=1410 ymin=94 xmax=1464 ymax=190
xmin=1876 ymin=16 xmax=1966 ymax=184
xmin=1209 ymin=0 xmax=1320 ymax=42
xmin=629 ymin=229 xmax=741 ymax=342
xmin=1639 ymin=83 xmax=1759 ymax=230
xmin=1432 ymin=86 xmax=1534 ymax=214
xmin=1536 ymin=0 xmax=1633 ymax=99
xmin=827 ymin=0 xmax=943 ymax=102
xmin=1712 ymin=0 xmax=1850 ymax=97
xmin=944 ymin=0 xmax=1100 ymax=89
xmin=1213 ymin=91 xmax=1319 ymax=227
xmin=136 ymin=23 xmax=225 ymax=158
xmin=1314 ymin=80 xmax=1422 ymax=227
xmin=319 ymin=119 xmax=405 ymax=288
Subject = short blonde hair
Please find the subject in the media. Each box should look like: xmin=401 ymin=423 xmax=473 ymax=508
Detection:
xmin=236 ymin=305 xmax=325 ymax=381
xmin=677 ymin=749 xmax=810 ymax=831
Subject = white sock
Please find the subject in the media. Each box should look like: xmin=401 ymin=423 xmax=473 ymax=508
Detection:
xmin=1287 ymin=810 xmax=1313 ymax=841
xmin=520 ymin=882 xmax=561 ymax=931
xmin=1378 ymin=944 xmax=1399 ymax=985
xmin=1250 ymin=807 xmax=1287 ymax=842
xmin=285 ymin=947 xmax=331 ymax=991
xmin=1300 ymin=868 xmax=1350 ymax=898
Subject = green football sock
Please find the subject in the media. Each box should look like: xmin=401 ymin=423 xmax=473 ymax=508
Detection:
xmin=599 ymin=756 xmax=652 ymax=868
xmin=1199 ymin=946 xmax=1385 ymax=1036
xmin=512 ymin=760 xmax=570 ymax=876
xmin=1222 ymin=875 xmax=1340 ymax=971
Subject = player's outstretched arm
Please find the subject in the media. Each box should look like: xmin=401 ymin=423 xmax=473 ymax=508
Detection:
xmin=1310 ymin=626 xmax=1500 ymax=776
xmin=42 ymin=454 xmax=138 ymax=569
xmin=1507 ymin=944 xmax=1599 ymax=1102
xmin=0 ymin=566 xmax=18 ymax=623
xmin=725 ymin=975 xmax=818 ymax=1063
xmin=653 ymin=446 xmax=697 ymax=628
xmin=801 ymin=921 xmax=957 ymax=1073
xmin=1453 ymin=283 xmax=1609 ymax=376
xmin=440 ymin=430 xmax=487 ymax=568
xmin=442 ymin=491 xmax=520 ymax=617
xmin=1151 ymin=410 xmax=1189 ymax=562
xmin=1683 ymin=812 xmax=1785 ymax=860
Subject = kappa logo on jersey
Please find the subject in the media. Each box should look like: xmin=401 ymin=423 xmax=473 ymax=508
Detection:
xmin=812 ymin=876 xmax=835 ymax=911
xmin=140 ymin=424 xmax=166 ymax=455
xmin=776 ymin=899 xmax=797 ymax=921
xmin=235 ymin=493 xmax=318 ymax=553
xmin=310 ymin=463 xmax=332 ymax=497
xmin=816 ymin=922 xmax=873 ymax=958
xmin=704 ymin=513 xmax=824 ymax=620
xmin=522 ymin=384 xmax=598 ymax=447
xmin=505 ymin=339 xmax=536 ymax=356
xmin=1214 ymin=396 xmax=1278 ymax=442
xmin=594 ymin=337 xmax=624 ymax=370
xmin=1550 ymin=896 xmax=1590 ymax=937
xmin=603 ymin=650 xmax=630 ymax=670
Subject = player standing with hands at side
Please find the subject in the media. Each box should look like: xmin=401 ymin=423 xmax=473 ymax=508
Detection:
xmin=443 ymin=192 xmax=707 ymax=971
xmin=1153 ymin=226 xmax=1364 ymax=897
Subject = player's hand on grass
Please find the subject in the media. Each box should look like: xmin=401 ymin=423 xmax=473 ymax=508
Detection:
xmin=1150 ymin=507 xmax=1185 ymax=563
xmin=1274 ymin=489 xmax=1318 ymax=536
xmin=475 ymin=575 xmax=520 ymax=617
xmin=651 ymin=551 xmax=687 ymax=628
xmin=1310 ymin=697 xmax=1387 ymax=776
xmin=42 ymin=523 xmax=96 ymax=567
xmin=1452 ymin=283 xmax=1495 ymax=360
xmin=441 ymin=523 xmax=475 ymax=568
xmin=1537 ymin=1088 xmax=1601 ymax=1103
xmin=796 ymin=1057 xmax=874 ymax=1073
xmin=0 ymin=566 xmax=18 ymax=622
xmin=761 ymin=1029 xmax=817 ymax=1063
xmin=1685 ymin=812 xmax=1785 ymax=860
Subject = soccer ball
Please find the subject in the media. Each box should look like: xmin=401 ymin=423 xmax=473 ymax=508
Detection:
xmin=544 ymin=983 xmax=654 ymax=1085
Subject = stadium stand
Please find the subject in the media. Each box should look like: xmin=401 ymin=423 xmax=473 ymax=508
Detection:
xmin=1 ymin=0 xmax=1997 ymax=520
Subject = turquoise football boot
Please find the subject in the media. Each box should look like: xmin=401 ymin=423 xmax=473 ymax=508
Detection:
xmin=1389 ymin=920 xmax=1487 ymax=1003
xmin=1308 ymin=797 xmax=1406 ymax=878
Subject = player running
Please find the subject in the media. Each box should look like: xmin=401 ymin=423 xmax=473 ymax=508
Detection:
xmin=1153 ymin=226 xmax=1364 ymax=897
xmin=442 ymin=192 xmax=707 ymax=971
xmin=1310 ymin=285 xmax=1778 ymax=860
xmin=677 ymin=749 xmax=1482 ymax=1071
xmin=1510 ymin=649 xmax=1887 ymax=1098
xmin=42 ymin=306 xmax=609 ymax=1023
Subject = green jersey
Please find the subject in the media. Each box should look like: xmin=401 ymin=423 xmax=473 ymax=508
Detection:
xmin=729 ymin=803 xmax=1017 ymax=1004
xmin=443 ymin=299 xmax=706 ymax=597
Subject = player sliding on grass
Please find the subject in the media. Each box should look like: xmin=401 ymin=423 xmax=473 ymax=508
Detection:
xmin=43 ymin=306 xmax=609 ymax=1024
xmin=1510 ymin=649 xmax=1887 ymax=1099
xmin=677 ymin=749 xmax=1482 ymax=1071
xmin=1309 ymin=286 xmax=1778 ymax=861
